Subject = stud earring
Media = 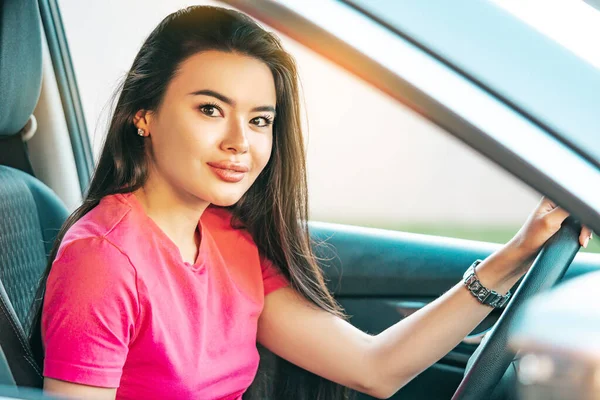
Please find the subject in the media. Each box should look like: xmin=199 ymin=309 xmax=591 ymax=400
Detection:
xmin=137 ymin=128 xmax=145 ymax=137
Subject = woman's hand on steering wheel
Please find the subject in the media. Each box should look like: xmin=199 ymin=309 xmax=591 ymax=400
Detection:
xmin=504 ymin=197 xmax=593 ymax=276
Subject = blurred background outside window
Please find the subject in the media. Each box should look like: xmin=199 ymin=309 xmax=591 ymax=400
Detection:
xmin=57 ymin=0 xmax=599 ymax=253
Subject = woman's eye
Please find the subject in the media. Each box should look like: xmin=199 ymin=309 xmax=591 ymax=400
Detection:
xmin=251 ymin=116 xmax=274 ymax=127
xmin=199 ymin=105 xmax=222 ymax=117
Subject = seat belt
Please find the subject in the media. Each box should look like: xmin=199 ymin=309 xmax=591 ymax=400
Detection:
xmin=0 ymin=347 xmax=16 ymax=387
xmin=0 ymin=278 xmax=43 ymax=388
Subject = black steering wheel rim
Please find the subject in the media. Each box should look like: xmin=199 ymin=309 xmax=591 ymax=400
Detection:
xmin=451 ymin=217 xmax=582 ymax=400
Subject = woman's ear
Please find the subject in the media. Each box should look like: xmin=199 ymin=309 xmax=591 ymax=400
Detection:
xmin=133 ymin=110 xmax=152 ymax=137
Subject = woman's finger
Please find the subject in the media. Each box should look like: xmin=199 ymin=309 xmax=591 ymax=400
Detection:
xmin=536 ymin=197 xmax=556 ymax=213
xmin=545 ymin=197 xmax=557 ymax=209
xmin=547 ymin=205 xmax=569 ymax=224
xmin=579 ymin=226 xmax=593 ymax=248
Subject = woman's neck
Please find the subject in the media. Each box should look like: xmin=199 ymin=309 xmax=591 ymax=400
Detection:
xmin=133 ymin=175 xmax=209 ymax=263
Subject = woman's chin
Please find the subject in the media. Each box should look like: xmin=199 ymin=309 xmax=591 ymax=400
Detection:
xmin=207 ymin=193 xmax=243 ymax=208
xmin=194 ymin=181 xmax=250 ymax=207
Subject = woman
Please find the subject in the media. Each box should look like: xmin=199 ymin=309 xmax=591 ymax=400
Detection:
xmin=29 ymin=5 xmax=592 ymax=400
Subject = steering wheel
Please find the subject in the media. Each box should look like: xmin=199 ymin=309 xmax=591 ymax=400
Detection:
xmin=451 ymin=217 xmax=582 ymax=400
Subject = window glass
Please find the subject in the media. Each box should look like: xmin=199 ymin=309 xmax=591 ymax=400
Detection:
xmin=58 ymin=0 xmax=598 ymax=253
xmin=492 ymin=0 xmax=600 ymax=69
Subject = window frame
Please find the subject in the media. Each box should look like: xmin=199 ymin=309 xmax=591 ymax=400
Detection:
xmin=39 ymin=0 xmax=93 ymax=193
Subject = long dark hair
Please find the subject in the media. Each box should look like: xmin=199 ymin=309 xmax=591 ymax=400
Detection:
xmin=28 ymin=5 xmax=350 ymax=399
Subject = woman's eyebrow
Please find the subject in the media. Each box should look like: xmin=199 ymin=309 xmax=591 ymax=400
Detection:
xmin=189 ymin=89 xmax=275 ymax=114
xmin=189 ymin=89 xmax=234 ymax=105
xmin=252 ymin=105 xmax=276 ymax=114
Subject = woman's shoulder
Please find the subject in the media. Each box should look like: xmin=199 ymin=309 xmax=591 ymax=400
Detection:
xmin=59 ymin=193 xmax=140 ymax=258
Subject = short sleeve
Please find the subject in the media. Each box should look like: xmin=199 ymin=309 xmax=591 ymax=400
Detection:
xmin=42 ymin=237 xmax=139 ymax=388
xmin=260 ymin=254 xmax=289 ymax=296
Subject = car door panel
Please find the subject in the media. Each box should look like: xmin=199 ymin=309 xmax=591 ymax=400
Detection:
xmin=310 ymin=222 xmax=600 ymax=399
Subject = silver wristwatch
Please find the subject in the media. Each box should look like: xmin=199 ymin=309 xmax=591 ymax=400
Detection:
xmin=463 ymin=260 xmax=511 ymax=308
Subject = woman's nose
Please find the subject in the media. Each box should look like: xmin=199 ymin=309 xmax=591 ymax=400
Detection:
xmin=221 ymin=118 xmax=249 ymax=154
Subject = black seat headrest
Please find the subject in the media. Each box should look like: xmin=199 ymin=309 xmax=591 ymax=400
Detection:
xmin=0 ymin=0 xmax=43 ymax=137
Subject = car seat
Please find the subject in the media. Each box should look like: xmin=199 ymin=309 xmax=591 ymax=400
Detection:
xmin=0 ymin=0 xmax=69 ymax=388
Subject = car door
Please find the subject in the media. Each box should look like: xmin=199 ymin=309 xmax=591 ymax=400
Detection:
xmin=221 ymin=0 xmax=600 ymax=399
xmin=49 ymin=1 xmax=600 ymax=399
xmin=307 ymin=223 xmax=600 ymax=399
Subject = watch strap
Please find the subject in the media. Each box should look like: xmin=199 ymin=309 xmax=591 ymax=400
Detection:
xmin=463 ymin=260 xmax=511 ymax=308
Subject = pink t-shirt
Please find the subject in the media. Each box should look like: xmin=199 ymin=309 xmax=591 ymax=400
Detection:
xmin=42 ymin=192 xmax=288 ymax=399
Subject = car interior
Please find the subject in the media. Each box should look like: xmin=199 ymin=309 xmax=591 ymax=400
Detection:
xmin=0 ymin=0 xmax=70 ymax=392
xmin=1 ymin=1 xmax=599 ymax=400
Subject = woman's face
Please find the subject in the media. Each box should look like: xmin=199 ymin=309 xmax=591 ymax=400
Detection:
xmin=139 ymin=50 xmax=276 ymax=207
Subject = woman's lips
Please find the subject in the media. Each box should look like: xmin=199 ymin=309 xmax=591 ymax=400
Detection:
xmin=207 ymin=161 xmax=249 ymax=183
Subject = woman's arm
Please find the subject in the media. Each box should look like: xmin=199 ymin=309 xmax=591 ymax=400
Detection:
xmin=257 ymin=248 xmax=523 ymax=398
xmin=44 ymin=378 xmax=116 ymax=400
xmin=257 ymin=199 xmax=592 ymax=399
xmin=41 ymin=238 xmax=139 ymax=399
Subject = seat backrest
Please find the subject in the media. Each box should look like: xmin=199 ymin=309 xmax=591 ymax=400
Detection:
xmin=0 ymin=0 xmax=70 ymax=388
xmin=0 ymin=167 xmax=69 ymax=331
xmin=0 ymin=166 xmax=68 ymax=388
